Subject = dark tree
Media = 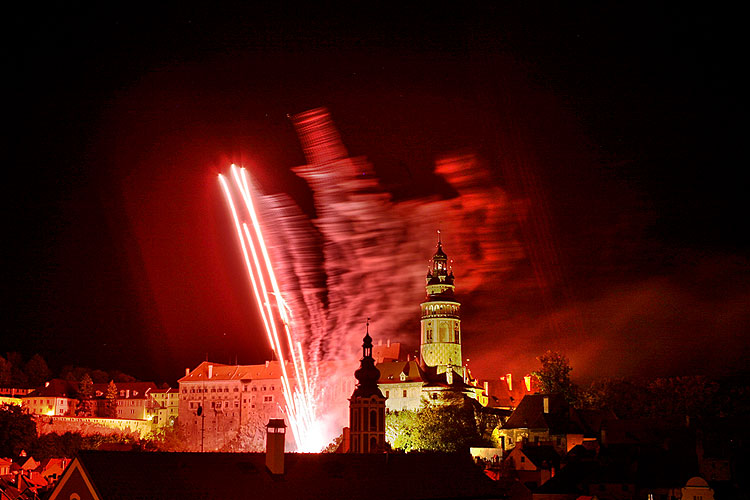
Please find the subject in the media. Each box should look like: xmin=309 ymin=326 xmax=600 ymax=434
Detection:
xmin=24 ymin=353 xmax=52 ymax=388
xmin=0 ymin=404 xmax=37 ymax=456
xmin=0 ymin=355 xmax=11 ymax=386
xmin=77 ymin=373 xmax=95 ymax=417
xmin=532 ymin=350 xmax=578 ymax=404
xmin=104 ymin=381 xmax=118 ymax=418
xmin=90 ymin=369 xmax=110 ymax=384
xmin=6 ymin=352 xmax=29 ymax=387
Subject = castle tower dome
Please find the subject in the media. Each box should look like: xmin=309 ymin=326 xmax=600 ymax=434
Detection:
xmin=420 ymin=232 xmax=463 ymax=378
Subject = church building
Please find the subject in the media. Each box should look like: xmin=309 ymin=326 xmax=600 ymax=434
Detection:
xmin=377 ymin=234 xmax=487 ymax=412
xmin=349 ymin=323 xmax=386 ymax=453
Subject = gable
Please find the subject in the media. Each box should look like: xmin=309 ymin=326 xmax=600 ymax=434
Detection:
xmin=48 ymin=459 xmax=101 ymax=500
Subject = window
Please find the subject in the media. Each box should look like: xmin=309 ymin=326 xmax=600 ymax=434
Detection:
xmin=520 ymin=456 xmax=525 ymax=463
xmin=252 ymin=387 xmax=257 ymax=392
xmin=385 ymin=390 xmax=389 ymax=398
xmin=270 ymin=386 xmax=274 ymax=391
xmin=431 ymin=393 xmax=437 ymax=400
xmin=403 ymin=390 xmax=407 ymax=398
xmin=224 ymin=388 xmax=229 ymax=393
xmin=263 ymin=395 xmax=273 ymax=403
xmin=211 ymin=388 xmax=215 ymax=392
xmin=233 ymin=388 xmax=239 ymax=392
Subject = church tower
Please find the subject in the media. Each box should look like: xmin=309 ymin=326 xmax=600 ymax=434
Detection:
xmin=420 ymin=232 xmax=464 ymax=378
xmin=349 ymin=321 xmax=386 ymax=453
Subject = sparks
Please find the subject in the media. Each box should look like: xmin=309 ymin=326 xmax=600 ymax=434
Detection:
xmin=220 ymin=165 xmax=319 ymax=451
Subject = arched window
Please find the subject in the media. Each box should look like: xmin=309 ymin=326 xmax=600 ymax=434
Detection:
xmin=370 ymin=410 xmax=377 ymax=431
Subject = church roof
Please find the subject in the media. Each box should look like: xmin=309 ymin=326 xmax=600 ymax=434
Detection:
xmin=51 ymin=450 xmax=505 ymax=500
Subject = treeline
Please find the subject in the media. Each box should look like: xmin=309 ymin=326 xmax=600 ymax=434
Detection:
xmin=0 ymin=352 xmax=138 ymax=388
xmin=534 ymin=350 xmax=750 ymax=421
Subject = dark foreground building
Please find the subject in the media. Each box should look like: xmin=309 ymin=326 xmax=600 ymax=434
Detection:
xmin=48 ymin=449 xmax=505 ymax=499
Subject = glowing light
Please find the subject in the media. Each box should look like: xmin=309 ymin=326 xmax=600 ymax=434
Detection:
xmin=220 ymin=165 xmax=319 ymax=451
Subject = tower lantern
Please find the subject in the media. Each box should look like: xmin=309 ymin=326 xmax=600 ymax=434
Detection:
xmin=420 ymin=232 xmax=464 ymax=378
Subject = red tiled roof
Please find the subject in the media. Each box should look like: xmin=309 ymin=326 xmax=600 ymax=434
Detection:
xmin=23 ymin=379 xmax=78 ymax=399
xmin=376 ymin=360 xmax=424 ymax=384
xmin=179 ymin=361 xmax=293 ymax=383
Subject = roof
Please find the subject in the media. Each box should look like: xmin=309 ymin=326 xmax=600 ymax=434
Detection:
xmin=149 ymin=387 xmax=177 ymax=394
xmin=377 ymin=360 xmax=424 ymax=384
xmin=92 ymin=382 xmax=157 ymax=399
xmin=502 ymin=394 xmax=583 ymax=434
xmin=55 ymin=450 xmax=506 ymax=500
xmin=518 ymin=445 xmax=560 ymax=469
xmin=23 ymin=379 xmax=78 ymax=399
xmin=371 ymin=342 xmax=401 ymax=363
xmin=179 ymin=361 xmax=293 ymax=383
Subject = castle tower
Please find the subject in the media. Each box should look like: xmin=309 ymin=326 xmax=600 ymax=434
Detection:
xmin=420 ymin=232 xmax=464 ymax=378
xmin=349 ymin=321 xmax=386 ymax=453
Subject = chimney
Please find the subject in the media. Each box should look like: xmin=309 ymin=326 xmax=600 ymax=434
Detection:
xmin=543 ymin=396 xmax=550 ymax=414
xmin=266 ymin=419 xmax=287 ymax=475
xmin=341 ymin=427 xmax=351 ymax=453
xmin=185 ymin=368 xmax=190 ymax=377
xmin=208 ymin=364 xmax=213 ymax=379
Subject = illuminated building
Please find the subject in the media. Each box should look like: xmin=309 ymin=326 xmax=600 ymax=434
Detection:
xmin=148 ymin=387 xmax=179 ymax=427
xmin=377 ymin=237 xmax=487 ymax=412
xmin=178 ymin=360 xmax=351 ymax=451
xmin=22 ymin=379 xmax=78 ymax=416
xmin=178 ymin=361 xmax=289 ymax=451
xmin=349 ymin=326 xmax=386 ymax=453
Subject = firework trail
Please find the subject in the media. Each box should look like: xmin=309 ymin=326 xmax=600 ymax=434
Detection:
xmin=221 ymin=108 xmax=532 ymax=448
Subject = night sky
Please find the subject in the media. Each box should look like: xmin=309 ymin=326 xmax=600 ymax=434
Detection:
xmin=6 ymin=3 xmax=747 ymax=385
